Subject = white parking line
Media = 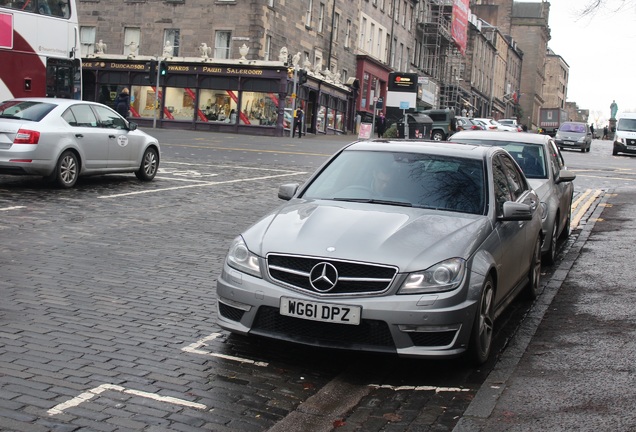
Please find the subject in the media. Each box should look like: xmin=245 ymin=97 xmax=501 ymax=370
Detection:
xmin=0 ymin=206 xmax=26 ymax=211
xmin=162 ymin=161 xmax=302 ymax=173
xmin=181 ymin=333 xmax=269 ymax=367
xmin=47 ymin=383 xmax=207 ymax=415
xmin=97 ymin=172 xmax=307 ymax=199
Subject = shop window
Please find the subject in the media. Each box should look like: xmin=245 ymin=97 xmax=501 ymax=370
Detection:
xmin=241 ymin=92 xmax=279 ymax=126
xmin=198 ymin=89 xmax=237 ymax=123
xmin=316 ymin=106 xmax=326 ymax=133
xmin=130 ymin=85 xmax=159 ymax=119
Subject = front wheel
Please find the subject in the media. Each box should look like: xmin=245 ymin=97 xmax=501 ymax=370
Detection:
xmin=135 ymin=147 xmax=159 ymax=181
xmin=543 ymin=218 xmax=558 ymax=266
xmin=468 ymin=276 xmax=495 ymax=365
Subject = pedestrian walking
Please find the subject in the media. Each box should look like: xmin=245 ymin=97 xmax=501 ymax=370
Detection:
xmin=603 ymin=125 xmax=609 ymax=140
xmin=114 ymin=88 xmax=130 ymax=120
xmin=590 ymin=124 xmax=595 ymax=139
xmin=376 ymin=112 xmax=386 ymax=138
xmin=293 ymin=107 xmax=304 ymax=138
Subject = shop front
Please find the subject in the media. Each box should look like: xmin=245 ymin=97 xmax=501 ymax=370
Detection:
xmin=82 ymin=56 xmax=289 ymax=136
xmin=355 ymin=55 xmax=390 ymax=124
xmin=82 ymin=56 xmax=353 ymax=137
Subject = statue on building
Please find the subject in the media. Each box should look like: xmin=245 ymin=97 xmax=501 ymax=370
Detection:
xmin=292 ymin=52 xmax=301 ymax=67
xmin=334 ymin=71 xmax=341 ymax=84
xmin=313 ymin=59 xmax=323 ymax=75
xmin=610 ymin=100 xmax=618 ymax=119
xmin=278 ymin=47 xmax=288 ymax=63
xmin=95 ymin=39 xmax=107 ymax=55
xmin=199 ymin=43 xmax=212 ymax=59
xmin=303 ymin=57 xmax=312 ymax=70
xmin=126 ymin=41 xmax=138 ymax=58
xmin=238 ymin=43 xmax=249 ymax=60
xmin=163 ymin=40 xmax=174 ymax=58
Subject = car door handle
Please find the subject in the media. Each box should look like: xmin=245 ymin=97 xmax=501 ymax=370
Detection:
xmin=75 ymin=134 xmax=83 ymax=138
xmin=109 ymin=135 xmax=116 ymax=139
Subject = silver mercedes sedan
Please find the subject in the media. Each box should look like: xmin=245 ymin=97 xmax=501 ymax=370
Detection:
xmin=0 ymin=98 xmax=160 ymax=188
xmin=217 ymin=140 xmax=542 ymax=364
xmin=449 ymin=130 xmax=576 ymax=265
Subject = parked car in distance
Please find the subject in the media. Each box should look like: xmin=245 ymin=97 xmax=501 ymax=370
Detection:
xmin=475 ymin=118 xmax=518 ymax=132
xmin=555 ymin=121 xmax=592 ymax=153
xmin=217 ymin=139 xmax=543 ymax=365
xmin=612 ymin=112 xmax=636 ymax=156
xmin=417 ymin=108 xmax=455 ymax=141
xmin=499 ymin=118 xmax=524 ymax=132
xmin=456 ymin=117 xmax=485 ymax=131
xmin=449 ymin=130 xmax=576 ymax=265
xmin=0 ymin=98 xmax=160 ymax=188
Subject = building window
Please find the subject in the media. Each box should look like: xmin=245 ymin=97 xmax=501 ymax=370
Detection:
xmin=314 ymin=49 xmax=323 ymax=71
xmin=268 ymin=0 xmax=274 ymax=7
xmin=333 ymin=13 xmax=340 ymax=42
xmin=163 ymin=29 xmax=180 ymax=56
xmin=264 ymin=34 xmax=272 ymax=61
xmin=359 ymin=17 xmax=366 ymax=50
xmin=390 ymin=37 xmax=396 ymax=67
xmin=305 ymin=0 xmax=313 ymax=27
xmin=80 ymin=26 xmax=96 ymax=57
xmin=399 ymin=42 xmax=404 ymax=70
xmin=377 ymin=28 xmax=382 ymax=58
xmin=318 ymin=3 xmax=325 ymax=33
xmin=344 ymin=19 xmax=351 ymax=48
xmin=402 ymin=1 xmax=406 ymax=26
xmin=369 ymin=23 xmax=374 ymax=53
xmin=341 ymin=69 xmax=348 ymax=83
xmin=124 ymin=27 xmax=141 ymax=56
xmin=408 ymin=5 xmax=413 ymax=30
xmin=214 ymin=31 xmax=231 ymax=59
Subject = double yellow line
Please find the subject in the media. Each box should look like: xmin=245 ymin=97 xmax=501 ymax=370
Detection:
xmin=571 ymin=189 xmax=603 ymax=230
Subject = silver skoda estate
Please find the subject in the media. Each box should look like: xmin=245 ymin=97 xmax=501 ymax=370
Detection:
xmin=216 ymin=140 xmax=542 ymax=364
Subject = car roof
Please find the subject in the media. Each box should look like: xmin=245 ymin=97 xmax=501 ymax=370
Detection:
xmin=4 ymin=98 xmax=100 ymax=108
xmin=449 ymin=130 xmax=552 ymax=145
xmin=344 ymin=139 xmax=497 ymax=160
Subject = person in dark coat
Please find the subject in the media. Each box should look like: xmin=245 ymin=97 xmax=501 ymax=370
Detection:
xmin=376 ymin=112 xmax=386 ymax=138
xmin=293 ymin=107 xmax=304 ymax=138
xmin=114 ymin=88 xmax=130 ymax=119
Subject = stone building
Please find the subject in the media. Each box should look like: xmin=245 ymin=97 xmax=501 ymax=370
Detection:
xmin=543 ymin=47 xmax=569 ymax=110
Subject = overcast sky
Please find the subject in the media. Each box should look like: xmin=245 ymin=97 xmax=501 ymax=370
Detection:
xmin=546 ymin=0 xmax=636 ymax=125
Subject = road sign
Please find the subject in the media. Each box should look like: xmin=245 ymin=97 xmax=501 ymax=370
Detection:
xmin=400 ymin=101 xmax=410 ymax=110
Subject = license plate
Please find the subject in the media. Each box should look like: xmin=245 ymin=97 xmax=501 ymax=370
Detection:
xmin=279 ymin=297 xmax=361 ymax=325
xmin=563 ymin=141 xmax=574 ymax=144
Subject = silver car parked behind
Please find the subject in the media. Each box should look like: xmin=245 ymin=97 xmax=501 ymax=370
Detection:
xmin=0 ymin=98 xmax=160 ymax=188
xmin=217 ymin=140 xmax=542 ymax=365
xmin=450 ymin=130 xmax=576 ymax=265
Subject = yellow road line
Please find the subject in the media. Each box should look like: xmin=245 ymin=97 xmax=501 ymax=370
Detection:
xmin=571 ymin=189 xmax=602 ymax=230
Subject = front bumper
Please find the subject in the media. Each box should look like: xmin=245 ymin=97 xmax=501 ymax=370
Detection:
xmin=613 ymin=141 xmax=636 ymax=155
xmin=216 ymin=263 xmax=486 ymax=360
xmin=555 ymin=139 xmax=585 ymax=150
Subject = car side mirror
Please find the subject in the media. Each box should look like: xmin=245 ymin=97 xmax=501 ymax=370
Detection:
xmin=499 ymin=201 xmax=533 ymax=221
xmin=128 ymin=122 xmax=138 ymax=131
xmin=556 ymin=169 xmax=576 ymax=183
xmin=278 ymin=183 xmax=299 ymax=200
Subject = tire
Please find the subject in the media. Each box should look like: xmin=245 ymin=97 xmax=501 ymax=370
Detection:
xmin=543 ymin=218 xmax=558 ymax=266
xmin=51 ymin=150 xmax=79 ymax=188
xmin=468 ymin=276 xmax=495 ymax=365
xmin=560 ymin=206 xmax=572 ymax=239
xmin=612 ymin=148 xmax=618 ymax=156
xmin=135 ymin=147 xmax=159 ymax=181
xmin=524 ymin=236 xmax=542 ymax=300
xmin=580 ymin=146 xmax=585 ymax=153
xmin=431 ymin=130 xmax=445 ymax=141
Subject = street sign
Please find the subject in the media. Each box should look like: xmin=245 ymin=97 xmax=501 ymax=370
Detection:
xmin=400 ymin=101 xmax=410 ymax=110
xmin=376 ymin=97 xmax=384 ymax=109
xmin=358 ymin=123 xmax=372 ymax=139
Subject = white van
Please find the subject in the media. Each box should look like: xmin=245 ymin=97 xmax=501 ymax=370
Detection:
xmin=613 ymin=112 xmax=636 ymax=156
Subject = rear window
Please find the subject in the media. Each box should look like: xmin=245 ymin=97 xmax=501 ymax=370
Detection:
xmin=559 ymin=123 xmax=586 ymax=133
xmin=0 ymin=101 xmax=57 ymax=122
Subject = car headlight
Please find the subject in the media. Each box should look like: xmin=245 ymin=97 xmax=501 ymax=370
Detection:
xmin=540 ymin=202 xmax=548 ymax=221
xmin=398 ymin=258 xmax=466 ymax=294
xmin=577 ymin=137 xmax=586 ymax=143
xmin=226 ymin=236 xmax=262 ymax=278
xmin=615 ymin=137 xmax=626 ymax=144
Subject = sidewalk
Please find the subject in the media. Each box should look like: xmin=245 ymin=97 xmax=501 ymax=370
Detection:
xmin=454 ymin=187 xmax=636 ymax=431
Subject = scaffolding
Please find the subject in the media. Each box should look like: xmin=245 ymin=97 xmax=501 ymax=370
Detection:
xmin=417 ymin=0 xmax=468 ymax=114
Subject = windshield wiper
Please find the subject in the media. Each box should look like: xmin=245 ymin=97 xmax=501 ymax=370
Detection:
xmin=332 ymin=197 xmax=413 ymax=207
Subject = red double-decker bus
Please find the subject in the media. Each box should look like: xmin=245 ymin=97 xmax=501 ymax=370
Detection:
xmin=0 ymin=0 xmax=81 ymax=101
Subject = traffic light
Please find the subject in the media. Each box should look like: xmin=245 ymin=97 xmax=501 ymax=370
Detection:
xmin=298 ymin=69 xmax=308 ymax=85
xmin=159 ymin=62 xmax=168 ymax=77
xmin=287 ymin=67 xmax=294 ymax=79
xmin=147 ymin=59 xmax=157 ymax=85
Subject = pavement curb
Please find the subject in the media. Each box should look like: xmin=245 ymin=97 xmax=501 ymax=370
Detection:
xmin=452 ymin=189 xmax=611 ymax=432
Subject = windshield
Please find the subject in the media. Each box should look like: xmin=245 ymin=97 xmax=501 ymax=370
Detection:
xmin=302 ymin=150 xmax=486 ymax=215
xmin=0 ymin=101 xmax=56 ymax=121
xmin=617 ymin=118 xmax=636 ymax=132
xmin=559 ymin=122 xmax=586 ymax=133
xmin=450 ymin=139 xmax=547 ymax=179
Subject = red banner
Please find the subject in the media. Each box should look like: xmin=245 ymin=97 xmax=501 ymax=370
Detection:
xmin=451 ymin=0 xmax=470 ymax=56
